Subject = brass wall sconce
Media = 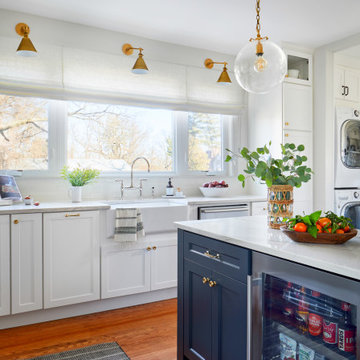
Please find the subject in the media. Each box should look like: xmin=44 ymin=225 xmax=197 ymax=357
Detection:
xmin=15 ymin=23 xmax=37 ymax=57
xmin=122 ymin=43 xmax=149 ymax=74
xmin=204 ymin=58 xmax=231 ymax=85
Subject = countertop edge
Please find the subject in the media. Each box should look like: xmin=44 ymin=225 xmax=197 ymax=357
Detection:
xmin=175 ymin=221 xmax=360 ymax=281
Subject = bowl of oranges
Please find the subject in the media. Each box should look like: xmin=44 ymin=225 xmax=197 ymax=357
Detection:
xmin=281 ymin=210 xmax=357 ymax=244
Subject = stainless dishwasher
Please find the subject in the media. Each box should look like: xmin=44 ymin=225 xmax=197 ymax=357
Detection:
xmin=198 ymin=203 xmax=250 ymax=220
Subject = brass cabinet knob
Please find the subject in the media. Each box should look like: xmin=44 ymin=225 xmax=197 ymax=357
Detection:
xmin=13 ymin=219 xmax=19 ymax=224
xmin=284 ymin=133 xmax=289 ymax=137
xmin=285 ymin=122 xmax=289 ymax=126
xmin=202 ymin=277 xmax=209 ymax=284
xmin=152 ymin=246 xmax=157 ymax=251
xmin=209 ymin=280 xmax=217 ymax=288
xmin=146 ymin=246 xmax=151 ymax=251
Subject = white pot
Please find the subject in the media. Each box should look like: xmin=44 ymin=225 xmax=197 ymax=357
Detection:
xmin=69 ymin=186 xmax=82 ymax=203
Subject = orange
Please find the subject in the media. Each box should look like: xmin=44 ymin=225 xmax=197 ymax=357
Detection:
xmin=294 ymin=223 xmax=307 ymax=232
xmin=318 ymin=218 xmax=331 ymax=228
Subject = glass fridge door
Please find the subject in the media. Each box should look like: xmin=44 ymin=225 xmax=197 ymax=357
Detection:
xmin=251 ymin=252 xmax=360 ymax=360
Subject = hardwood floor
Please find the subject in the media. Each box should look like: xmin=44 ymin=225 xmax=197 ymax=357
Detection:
xmin=0 ymin=299 xmax=177 ymax=360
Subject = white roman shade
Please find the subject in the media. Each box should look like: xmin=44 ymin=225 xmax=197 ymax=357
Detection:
xmin=0 ymin=36 xmax=246 ymax=114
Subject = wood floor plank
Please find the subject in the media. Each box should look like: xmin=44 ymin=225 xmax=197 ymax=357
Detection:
xmin=0 ymin=299 xmax=177 ymax=360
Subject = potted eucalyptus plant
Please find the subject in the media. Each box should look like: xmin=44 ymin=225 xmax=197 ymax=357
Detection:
xmin=61 ymin=166 xmax=100 ymax=203
xmin=226 ymin=142 xmax=312 ymax=229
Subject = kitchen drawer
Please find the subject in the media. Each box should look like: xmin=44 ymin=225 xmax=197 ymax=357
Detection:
xmin=251 ymin=201 xmax=267 ymax=216
xmin=183 ymin=231 xmax=250 ymax=283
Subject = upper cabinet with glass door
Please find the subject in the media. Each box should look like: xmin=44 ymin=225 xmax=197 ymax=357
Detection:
xmin=284 ymin=50 xmax=312 ymax=86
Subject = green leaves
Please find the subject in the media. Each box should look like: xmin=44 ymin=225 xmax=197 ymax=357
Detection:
xmin=285 ymin=210 xmax=323 ymax=238
xmin=225 ymin=141 xmax=312 ymax=189
xmin=61 ymin=166 xmax=100 ymax=187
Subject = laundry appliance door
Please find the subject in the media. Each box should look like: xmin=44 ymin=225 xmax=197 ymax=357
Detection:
xmin=343 ymin=202 xmax=360 ymax=229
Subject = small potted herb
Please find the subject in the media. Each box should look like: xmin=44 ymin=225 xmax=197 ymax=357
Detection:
xmin=61 ymin=166 xmax=100 ymax=203
xmin=226 ymin=142 xmax=312 ymax=228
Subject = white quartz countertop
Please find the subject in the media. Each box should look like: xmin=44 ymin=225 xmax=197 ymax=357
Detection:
xmin=175 ymin=216 xmax=360 ymax=281
xmin=0 ymin=195 xmax=266 ymax=215
xmin=0 ymin=201 xmax=111 ymax=214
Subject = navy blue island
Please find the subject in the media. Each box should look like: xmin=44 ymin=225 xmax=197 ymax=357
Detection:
xmin=176 ymin=216 xmax=360 ymax=360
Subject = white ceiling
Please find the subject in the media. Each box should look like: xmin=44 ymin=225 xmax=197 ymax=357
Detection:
xmin=1 ymin=0 xmax=360 ymax=55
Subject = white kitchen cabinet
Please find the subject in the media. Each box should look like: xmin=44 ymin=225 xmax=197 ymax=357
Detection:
xmin=11 ymin=213 xmax=42 ymax=314
xmin=150 ymin=239 xmax=177 ymax=291
xmin=0 ymin=215 xmax=10 ymax=316
xmin=283 ymin=130 xmax=313 ymax=214
xmin=43 ymin=211 xmax=100 ymax=308
xmin=283 ymin=83 xmax=312 ymax=132
xmin=101 ymin=235 xmax=177 ymax=299
xmin=101 ymin=243 xmax=151 ymax=298
xmin=335 ymin=66 xmax=359 ymax=102
xmin=251 ymin=202 xmax=267 ymax=216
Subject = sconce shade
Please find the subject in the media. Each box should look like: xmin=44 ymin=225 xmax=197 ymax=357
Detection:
xmin=17 ymin=37 xmax=37 ymax=56
xmin=132 ymin=54 xmax=149 ymax=74
xmin=217 ymin=68 xmax=232 ymax=84
xmin=15 ymin=23 xmax=37 ymax=57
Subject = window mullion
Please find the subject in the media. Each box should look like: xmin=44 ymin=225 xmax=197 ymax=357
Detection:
xmin=175 ymin=111 xmax=188 ymax=175
xmin=48 ymin=100 xmax=67 ymax=175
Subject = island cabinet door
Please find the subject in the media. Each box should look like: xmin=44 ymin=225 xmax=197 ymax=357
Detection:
xmin=211 ymin=272 xmax=247 ymax=360
xmin=43 ymin=211 xmax=100 ymax=308
xmin=184 ymin=259 xmax=213 ymax=360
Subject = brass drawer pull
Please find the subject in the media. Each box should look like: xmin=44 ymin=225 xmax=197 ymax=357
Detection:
xmin=284 ymin=133 xmax=289 ymax=137
xmin=65 ymin=213 xmax=80 ymax=217
xmin=152 ymin=246 xmax=157 ymax=251
xmin=146 ymin=246 xmax=152 ymax=251
xmin=204 ymin=250 xmax=220 ymax=260
xmin=285 ymin=122 xmax=289 ymax=126
xmin=13 ymin=219 xmax=19 ymax=224
xmin=209 ymin=280 xmax=217 ymax=288
xmin=202 ymin=277 xmax=210 ymax=284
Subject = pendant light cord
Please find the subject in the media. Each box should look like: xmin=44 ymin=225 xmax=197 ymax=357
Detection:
xmin=250 ymin=0 xmax=268 ymax=42
xmin=256 ymin=0 xmax=261 ymax=39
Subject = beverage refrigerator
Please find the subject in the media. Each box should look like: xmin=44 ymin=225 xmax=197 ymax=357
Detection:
xmin=249 ymin=252 xmax=359 ymax=360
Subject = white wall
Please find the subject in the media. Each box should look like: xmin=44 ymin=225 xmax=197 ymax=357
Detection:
xmin=0 ymin=9 xmax=248 ymax=201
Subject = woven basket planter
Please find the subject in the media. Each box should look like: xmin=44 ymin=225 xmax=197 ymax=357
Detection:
xmin=267 ymin=185 xmax=293 ymax=229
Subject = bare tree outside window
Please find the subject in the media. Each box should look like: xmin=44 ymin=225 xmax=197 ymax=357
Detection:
xmin=188 ymin=112 xmax=222 ymax=172
xmin=0 ymin=95 xmax=48 ymax=170
xmin=68 ymin=102 xmax=174 ymax=172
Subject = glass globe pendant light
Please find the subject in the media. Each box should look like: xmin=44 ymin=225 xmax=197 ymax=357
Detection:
xmin=234 ymin=0 xmax=287 ymax=94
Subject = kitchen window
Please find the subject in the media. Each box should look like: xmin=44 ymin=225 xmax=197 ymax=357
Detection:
xmin=0 ymin=93 xmax=235 ymax=176
xmin=0 ymin=94 xmax=49 ymax=171
xmin=68 ymin=101 xmax=174 ymax=172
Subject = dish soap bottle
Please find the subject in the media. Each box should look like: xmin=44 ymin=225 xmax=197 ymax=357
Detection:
xmin=166 ymin=178 xmax=174 ymax=196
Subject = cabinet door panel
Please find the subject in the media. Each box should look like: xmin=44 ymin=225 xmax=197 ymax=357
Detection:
xmin=345 ymin=70 xmax=359 ymax=102
xmin=44 ymin=211 xmax=100 ymax=308
xmin=101 ymin=246 xmax=150 ymax=298
xmin=283 ymin=130 xmax=313 ymax=212
xmin=184 ymin=260 xmax=212 ymax=360
xmin=151 ymin=243 xmax=177 ymax=291
xmin=334 ymin=67 xmax=345 ymax=99
xmin=283 ymin=83 xmax=312 ymax=131
xmin=212 ymin=273 xmax=247 ymax=360
xmin=11 ymin=213 xmax=42 ymax=314
xmin=251 ymin=201 xmax=267 ymax=216
xmin=0 ymin=215 xmax=10 ymax=316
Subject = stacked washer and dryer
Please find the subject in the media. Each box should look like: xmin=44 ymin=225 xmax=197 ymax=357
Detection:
xmin=335 ymin=107 xmax=360 ymax=228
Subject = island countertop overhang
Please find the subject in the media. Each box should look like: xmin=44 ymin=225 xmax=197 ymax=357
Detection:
xmin=175 ymin=215 xmax=360 ymax=281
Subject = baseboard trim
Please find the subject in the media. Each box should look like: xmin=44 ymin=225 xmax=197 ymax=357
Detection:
xmin=0 ymin=288 xmax=177 ymax=329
